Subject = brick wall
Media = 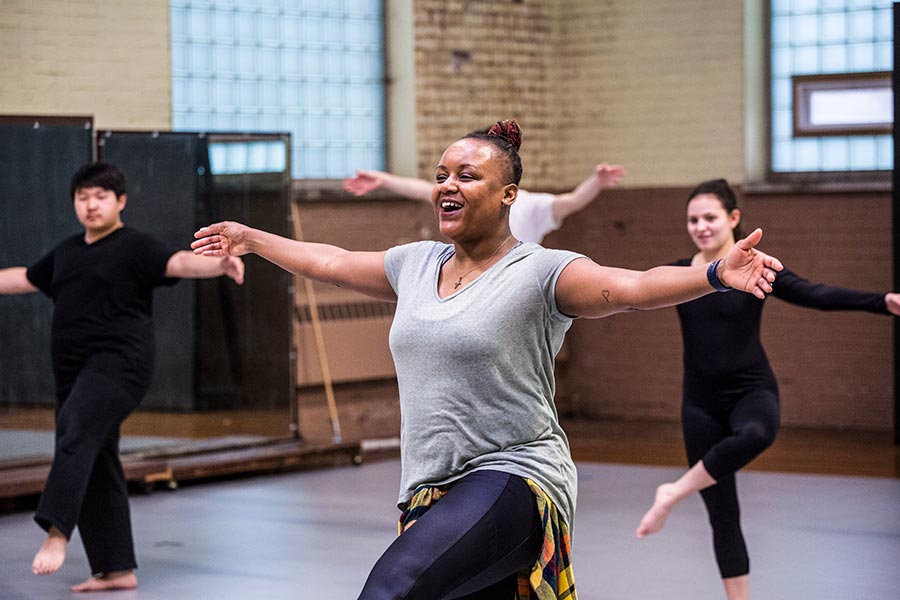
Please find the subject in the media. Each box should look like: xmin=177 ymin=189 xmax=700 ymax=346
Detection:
xmin=744 ymin=190 xmax=893 ymax=429
xmin=557 ymin=0 xmax=746 ymax=187
xmin=412 ymin=0 xmax=746 ymax=188
xmin=0 ymin=0 xmax=170 ymax=129
xmin=547 ymin=187 xmax=894 ymax=430
xmin=293 ymin=184 xmax=894 ymax=433
xmin=412 ymin=0 xmax=565 ymax=187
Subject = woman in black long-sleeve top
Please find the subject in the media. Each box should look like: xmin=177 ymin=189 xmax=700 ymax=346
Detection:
xmin=635 ymin=179 xmax=899 ymax=600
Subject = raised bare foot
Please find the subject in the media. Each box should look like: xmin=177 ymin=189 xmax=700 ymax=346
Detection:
xmin=32 ymin=527 xmax=68 ymax=575
xmin=71 ymin=570 xmax=138 ymax=593
xmin=636 ymin=483 xmax=677 ymax=538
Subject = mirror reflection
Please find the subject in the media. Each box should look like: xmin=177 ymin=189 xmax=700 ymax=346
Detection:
xmin=1 ymin=127 xmax=295 ymax=472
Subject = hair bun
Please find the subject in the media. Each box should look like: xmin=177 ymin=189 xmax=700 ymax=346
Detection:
xmin=487 ymin=120 xmax=522 ymax=151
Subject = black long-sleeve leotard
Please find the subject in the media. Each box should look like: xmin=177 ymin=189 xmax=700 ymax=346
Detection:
xmin=671 ymin=259 xmax=888 ymax=579
xmin=673 ymin=259 xmax=888 ymax=381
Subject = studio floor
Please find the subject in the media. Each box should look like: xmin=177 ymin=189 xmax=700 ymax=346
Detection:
xmin=1 ymin=458 xmax=898 ymax=600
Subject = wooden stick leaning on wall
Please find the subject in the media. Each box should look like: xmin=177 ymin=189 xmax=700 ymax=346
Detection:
xmin=290 ymin=199 xmax=343 ymax=444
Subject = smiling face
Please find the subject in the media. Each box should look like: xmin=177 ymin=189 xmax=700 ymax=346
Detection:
xmin=432 ymin=138 xmax=516 ymax=242
xmin=73 ymin=185 xmax=126 ymax=242
xmin=686 ymin=193 xmax=740 ymax=258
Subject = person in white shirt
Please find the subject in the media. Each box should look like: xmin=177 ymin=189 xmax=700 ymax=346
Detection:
xmin=343 ymin=163 xmax=625 ymax=244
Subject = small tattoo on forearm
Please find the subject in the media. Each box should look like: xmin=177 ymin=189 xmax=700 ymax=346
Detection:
xmin=602 ymin=289 xmax=611 ymax=303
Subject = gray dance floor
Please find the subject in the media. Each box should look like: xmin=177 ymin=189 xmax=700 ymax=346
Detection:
xmin=1 ymin=459 xmax=897 ymax=599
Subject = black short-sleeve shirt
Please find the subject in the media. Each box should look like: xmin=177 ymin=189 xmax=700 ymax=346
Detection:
xmin=26 ymin=227 xmax=178 ymax=395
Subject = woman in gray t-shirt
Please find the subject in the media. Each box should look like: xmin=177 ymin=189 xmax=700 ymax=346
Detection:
xmin=192 ymin=120 xmax=783 ymax=600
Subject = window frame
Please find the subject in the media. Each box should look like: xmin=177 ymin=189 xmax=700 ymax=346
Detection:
xmin=760 ymin=1 xmax=892 ymax=187
xmin=792 ymin=71 xmax=892 ymax=137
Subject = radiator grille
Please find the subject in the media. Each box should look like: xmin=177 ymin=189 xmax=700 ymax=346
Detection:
xmin=295 ymin=301 xmax=396 ymax=322
xmin=293 ymin=289 xmax=396 ymax=387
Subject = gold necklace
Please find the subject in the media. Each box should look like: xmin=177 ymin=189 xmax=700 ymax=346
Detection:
xmin=452 ymin=236 xmax=514 ymax=289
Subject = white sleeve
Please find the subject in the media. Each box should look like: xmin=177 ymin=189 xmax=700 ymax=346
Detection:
xmin=508 ymin=191 xmax=561 ymax=244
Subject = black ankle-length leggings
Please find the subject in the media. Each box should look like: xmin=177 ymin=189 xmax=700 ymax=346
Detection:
xmin=682 ymin=376 xmax=780 ymax=579
xmin=358 ymin=469 xmax=544 ymax=600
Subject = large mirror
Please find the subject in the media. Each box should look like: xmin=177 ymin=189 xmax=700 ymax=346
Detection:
xmin=1 ymin=124 xmax=308 ymax=492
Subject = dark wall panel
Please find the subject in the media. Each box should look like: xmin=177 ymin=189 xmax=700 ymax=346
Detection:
xmin=100 ymin=132 xmax=205 ymax=410
xmin=196 ymin=182 xmax=292 ymax=410
xmin=0 ymin=123 xmax=93 ymax=407
xmin=101 ymin=132 xmax=291 ymax=411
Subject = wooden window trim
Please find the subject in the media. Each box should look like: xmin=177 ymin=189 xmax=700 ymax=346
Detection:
xmin=792 ymin=72 xmax=892 ymax=137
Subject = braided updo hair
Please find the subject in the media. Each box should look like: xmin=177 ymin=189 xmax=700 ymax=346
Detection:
xmin=462 ymin=119 xmax=523 ymax=185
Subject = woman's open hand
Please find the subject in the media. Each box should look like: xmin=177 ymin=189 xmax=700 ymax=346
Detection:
xmin=192 ymin=221 xmax=252 ymax=257
xmin=720 ymin=228 xmax=784 ymax=300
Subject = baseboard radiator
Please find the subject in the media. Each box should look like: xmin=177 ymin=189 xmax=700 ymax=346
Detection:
xmin=293 ymin=285 xmax=396 ymax=386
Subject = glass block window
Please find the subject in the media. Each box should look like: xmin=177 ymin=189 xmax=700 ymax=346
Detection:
xmin=770 ymin=0 xmax=892 ymax=172
xmin=209 ymin=139 xmax=288 ymax=174
xmin=171 ymin=0 xmax=385 ymax=178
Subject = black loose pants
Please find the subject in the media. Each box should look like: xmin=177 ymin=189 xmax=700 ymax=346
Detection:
xmin=35 ymin=367 xmax=143 ymax=575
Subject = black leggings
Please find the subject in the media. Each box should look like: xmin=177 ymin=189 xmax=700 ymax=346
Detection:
xmin=35 ymin=368 xmax=143 ymax=575
xmin=682 ymin=379 xmax=779 ymax=579
xmin=358 ymin=470 xmax=543 ymax=600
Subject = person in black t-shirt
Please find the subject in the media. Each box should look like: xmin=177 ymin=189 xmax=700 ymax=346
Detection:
xmin=634 ymin=179 xmax=900 ymax=600
xmin=0 ymin=162 xmax=245 ymax=593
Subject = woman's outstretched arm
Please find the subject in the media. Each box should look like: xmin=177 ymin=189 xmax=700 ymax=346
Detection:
xmin=192 ymin=221 xmax=396 ymax=302
xmin=557 ymin=228 xmax=783 ymax=319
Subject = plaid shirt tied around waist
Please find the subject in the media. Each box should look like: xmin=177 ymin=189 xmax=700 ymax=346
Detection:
xmin=398 ymin=477 xmax=577 ymax=600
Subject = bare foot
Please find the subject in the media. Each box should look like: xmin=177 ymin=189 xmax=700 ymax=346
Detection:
xmin=636 ymin=483 xmax=677 ymax=538
xmin=32 ymin=527 xmax=67 ymax=575
xmin=71 ymin=570 xmax=138 ymax=593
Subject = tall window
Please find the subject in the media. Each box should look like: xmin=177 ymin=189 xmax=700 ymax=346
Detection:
xmin=171 ymin=0 xmax=385 ymax=178
xmin=770 ymin=0 xmax=892 ymax=173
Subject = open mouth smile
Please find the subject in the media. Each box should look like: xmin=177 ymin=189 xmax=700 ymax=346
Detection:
xmin=441 ymin=200 xmax=463 ymax=214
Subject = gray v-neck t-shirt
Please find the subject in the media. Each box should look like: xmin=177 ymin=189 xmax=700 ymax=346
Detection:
xmin=384 ymin=240 xmax=584 ymax=526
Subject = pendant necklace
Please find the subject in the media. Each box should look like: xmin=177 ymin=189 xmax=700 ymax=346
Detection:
xmin=452 ymin=236 xmax=514 ymax=289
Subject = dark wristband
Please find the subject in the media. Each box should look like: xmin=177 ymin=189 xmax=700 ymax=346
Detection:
xmin=707 ymin=258 xmax=731 ymax=292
